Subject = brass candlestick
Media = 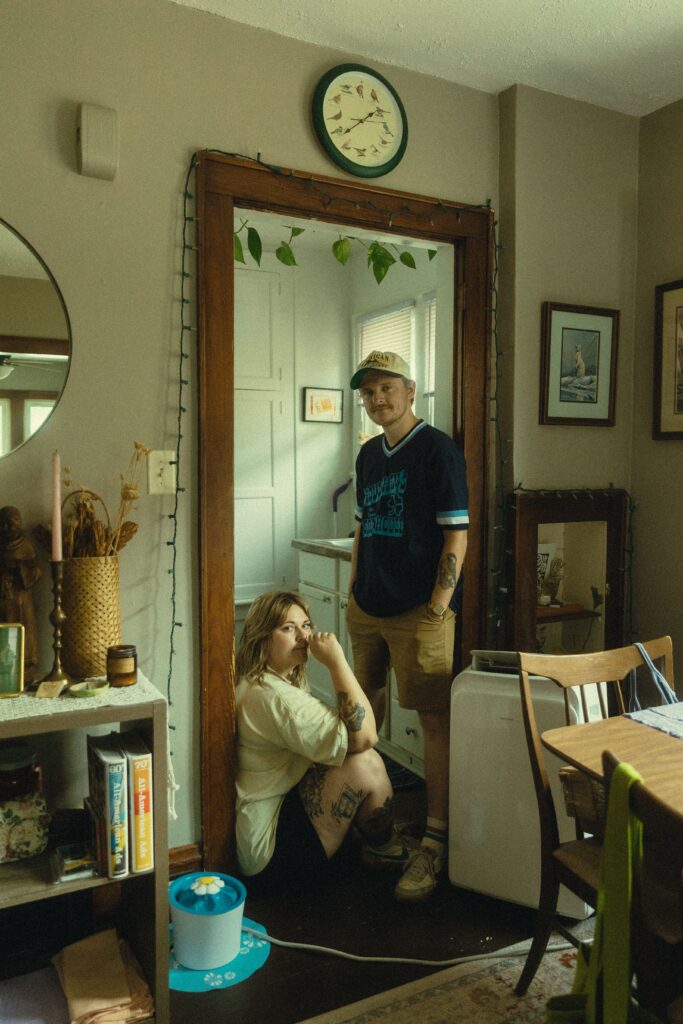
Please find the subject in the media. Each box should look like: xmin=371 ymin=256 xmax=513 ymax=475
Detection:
xmin=41 ymin=560 xmax=76 ymax=684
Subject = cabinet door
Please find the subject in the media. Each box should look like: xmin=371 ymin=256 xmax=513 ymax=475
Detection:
xmin=298 ymin=583 xmax=337 ymax=706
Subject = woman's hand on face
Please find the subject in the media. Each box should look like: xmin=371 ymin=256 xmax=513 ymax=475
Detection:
xmin=307 ymin=631 xmax=344 ymax=669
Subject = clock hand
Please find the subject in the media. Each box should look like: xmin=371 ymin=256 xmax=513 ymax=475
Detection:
xmin=343 ymin=107 xmax=386 ymax=134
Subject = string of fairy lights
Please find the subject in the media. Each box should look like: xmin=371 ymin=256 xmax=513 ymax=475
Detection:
xmin=164 ymin=152 xmax=635 ymax=706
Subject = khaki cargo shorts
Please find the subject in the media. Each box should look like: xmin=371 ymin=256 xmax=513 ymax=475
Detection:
xmin=346 ymin=593 xmax=456 ymax=711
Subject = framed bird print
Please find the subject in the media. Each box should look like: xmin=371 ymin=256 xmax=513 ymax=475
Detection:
xmin=312 ymin=64 xmax=408 ymax=178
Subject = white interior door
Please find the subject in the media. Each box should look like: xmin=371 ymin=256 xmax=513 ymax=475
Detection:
xmin=234 ymin=267 xmax=296 ymax=605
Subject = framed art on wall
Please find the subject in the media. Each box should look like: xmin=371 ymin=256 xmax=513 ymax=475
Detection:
xmin=0 ymin=623 xmax=24 ymax=697
xmin=539 ymin=302 xmax=619 ymax=426
xmin=302 ymin=387 xmax=343 ymax=423
xmin=653 ymin=278 xmax=683 ymax=439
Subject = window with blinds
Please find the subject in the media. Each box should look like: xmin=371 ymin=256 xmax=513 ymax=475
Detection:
xmin=423 ymin=293 xmax=436 ymax=425
xmin=356 ymin=301 xmax=415 ymax=371
xmin=354 ymin=301 xmax=415 ymax=440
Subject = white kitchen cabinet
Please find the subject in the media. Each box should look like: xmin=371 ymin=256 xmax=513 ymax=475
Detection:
xmin=293 ymin=541 xmax=424 ymax=777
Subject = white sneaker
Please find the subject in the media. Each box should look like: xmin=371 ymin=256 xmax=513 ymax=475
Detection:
xmin=361 ymin=826 xmax=420 ymax=870
xmin=394 ymin=845 xmax=443 ymax=903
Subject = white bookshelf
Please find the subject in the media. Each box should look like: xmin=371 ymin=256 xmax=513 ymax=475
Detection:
xmin=0 ymin=673 xmax=169 ymax=1023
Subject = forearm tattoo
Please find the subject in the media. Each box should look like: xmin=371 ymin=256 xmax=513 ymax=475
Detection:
xmin=337 ymin=691 xmax=366 ymax=732
xmin=437 ymin=552 xmax=458 ymax=590
xmin=298 ymin=764 xmax=328 ymax=818
xmin=331 ymin=783 xmax=363 ymax=823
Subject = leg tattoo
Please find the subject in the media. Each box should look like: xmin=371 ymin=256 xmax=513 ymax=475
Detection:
xmin=357 ymin=795 xmax=394 ymax=847
xmin=330 ymin=783 xmax=363 ymax=824
xmin=298 ymin=764 xmax=329 ymax=818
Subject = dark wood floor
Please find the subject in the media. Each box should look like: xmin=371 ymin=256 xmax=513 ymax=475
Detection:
xmin=171 ymin=771 xmax=538 ymax=1024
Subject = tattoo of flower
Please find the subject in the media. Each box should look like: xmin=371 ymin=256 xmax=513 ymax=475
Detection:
xmin=437 ymin=552 xmax=458 ymax=590
xmin=337 ymin=692 xmax=366 ymax=732
xmin=298 ymin=764 xmax=328 ymax=818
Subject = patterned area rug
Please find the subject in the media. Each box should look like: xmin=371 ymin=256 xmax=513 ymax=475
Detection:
xmin=294 ymin=937 xmax=581 ymax=1024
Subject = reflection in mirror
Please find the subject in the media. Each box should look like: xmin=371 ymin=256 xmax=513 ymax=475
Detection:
xmin=0 ymin=219 xmax=71 ymax=456
xmin=232 ymin=207 xmax=454 ymax=612
xmin=536 ymin=520 xmax=607 ymax=654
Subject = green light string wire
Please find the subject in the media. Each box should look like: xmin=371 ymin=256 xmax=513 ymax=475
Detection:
xmin=165 ymin=153 xmax=197 ymax=726
xmin=484 ymin=213 xmax=509 ymax=649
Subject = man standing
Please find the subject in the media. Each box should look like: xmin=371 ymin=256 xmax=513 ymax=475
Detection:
xmin=346 ymin=350 xmax=468 ymax=902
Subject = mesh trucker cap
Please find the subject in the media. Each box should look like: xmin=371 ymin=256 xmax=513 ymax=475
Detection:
xmin=350 ymin=350 xmax=412 ymax=390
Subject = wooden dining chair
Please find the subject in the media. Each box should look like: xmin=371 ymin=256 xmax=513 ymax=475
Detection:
xmin=514 ymin=635 xmax=674 ymax=996
xmin=602 ymin=748 xmax=683 ymax=1021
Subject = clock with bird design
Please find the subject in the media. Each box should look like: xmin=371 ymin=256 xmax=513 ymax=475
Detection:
xmin=312 ymin=64 xmax=408 ymax=178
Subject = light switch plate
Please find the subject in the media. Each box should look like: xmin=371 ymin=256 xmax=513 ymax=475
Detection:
xmin=148 ymin=450 xmax=176 ymax=495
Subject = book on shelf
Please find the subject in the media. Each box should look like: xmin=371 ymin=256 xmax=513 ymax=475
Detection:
xmin=118 ymin=732 xmax=154 ymax=873
xmin=87 ymin=733 xmax=128 ymax=879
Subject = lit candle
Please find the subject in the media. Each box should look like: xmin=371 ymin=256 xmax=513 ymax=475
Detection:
xmin=52 ymin=450 xmax=62 ymax=561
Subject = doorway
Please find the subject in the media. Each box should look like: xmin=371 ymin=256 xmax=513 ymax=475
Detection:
xmin=196 ymin=152 xmax=493 ymax=869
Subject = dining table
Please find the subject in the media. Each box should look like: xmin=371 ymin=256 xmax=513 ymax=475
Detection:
xmin=542 ymin=706 xmax=683 ymax=816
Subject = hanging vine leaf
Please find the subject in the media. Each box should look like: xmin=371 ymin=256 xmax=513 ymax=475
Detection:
xmin=399 ymin=251 xmax=417 ymax=269
xmin=287 ymin=227 xmax=305 ymax=238
xmin=367 ymin=242 xmax=396 ymax=284
xmin=332 ymin=237 xmax=352 ymax=265
xmin=276 ymin=242 xmax=297 ymax=266
xmin=428 ymin=249 xmax=437 ymax=261
xmin=247 ymin=227 xmax=263 ymax=266
xmin=234 ymin=233 xmax=246 ymax=264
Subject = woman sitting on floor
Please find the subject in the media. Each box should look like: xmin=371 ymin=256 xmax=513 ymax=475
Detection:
xmin=235 ymin=590 xmax=415 ymax=893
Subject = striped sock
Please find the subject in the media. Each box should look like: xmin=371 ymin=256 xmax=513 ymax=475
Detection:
xmin=421 ymin=816 xmax=447 ymax=865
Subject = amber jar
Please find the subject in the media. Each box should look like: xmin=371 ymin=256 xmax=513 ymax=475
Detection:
xmin=0 ymin=747 xmax=42 ymax=801
xmin=106 ymin=644 xmax=138 ymax=687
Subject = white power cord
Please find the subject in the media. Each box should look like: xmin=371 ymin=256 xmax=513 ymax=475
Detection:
xmin=242 ymin=925 xmax=574 ymax=967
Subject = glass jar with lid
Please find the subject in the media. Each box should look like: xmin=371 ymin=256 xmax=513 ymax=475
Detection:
xmin=0 ymin=746 xmax=42 ymax=801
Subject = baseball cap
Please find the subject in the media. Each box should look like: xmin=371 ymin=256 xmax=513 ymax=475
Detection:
xmin=350 ymin=350 xmax=412 ymax=390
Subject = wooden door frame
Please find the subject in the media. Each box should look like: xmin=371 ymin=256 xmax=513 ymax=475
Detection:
xmin=196 ymin=152 xmax=493 ymax=869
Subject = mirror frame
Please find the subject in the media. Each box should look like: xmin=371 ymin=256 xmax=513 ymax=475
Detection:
xmin=0 ymin=217 xmax=72 ymax=455
xmin=505 ymin=488 xmax=629 ymax=653
xmin=196 ymin=152 xmax=493 ymax=869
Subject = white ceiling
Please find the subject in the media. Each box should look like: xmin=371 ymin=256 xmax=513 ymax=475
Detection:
xmin=168 ymin=0 xmax=683 ymax=117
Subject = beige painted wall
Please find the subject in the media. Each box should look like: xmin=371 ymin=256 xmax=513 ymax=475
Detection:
xmin=632 ymin=100 xmax=683 ymax=665
xmin=0 ymin=0 xmax=498 ymax=846
xmin=500 ymin=85 xmax=639 ymax=490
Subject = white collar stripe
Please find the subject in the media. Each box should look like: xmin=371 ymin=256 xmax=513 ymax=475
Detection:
xmin=381 ymin=419 xmax=428 ymax=457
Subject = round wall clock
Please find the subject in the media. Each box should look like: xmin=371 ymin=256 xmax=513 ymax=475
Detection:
xmin=312 ymin=64 xmax=408 ymax=178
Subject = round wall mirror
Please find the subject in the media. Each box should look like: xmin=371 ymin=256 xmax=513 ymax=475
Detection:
xmin=0 ymin=218 xmax=71 ymax=457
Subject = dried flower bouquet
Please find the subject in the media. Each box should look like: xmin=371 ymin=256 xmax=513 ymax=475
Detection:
xmin=36 ymin=442 xmax=151 ymax=558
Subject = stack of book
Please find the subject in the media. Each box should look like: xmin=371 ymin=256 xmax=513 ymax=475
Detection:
xmin=86 ymin=731 xmax=154 ymax=879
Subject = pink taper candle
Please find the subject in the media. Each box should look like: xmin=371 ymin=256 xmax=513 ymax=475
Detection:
xmin=51 ymin=450 xmax=62 ymax=561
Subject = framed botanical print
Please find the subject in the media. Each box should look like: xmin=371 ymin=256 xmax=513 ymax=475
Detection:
xmin=653 ymin=278 xmax=683 ymax=439
xmin=539 ymin=302 xmax=619 ymax=426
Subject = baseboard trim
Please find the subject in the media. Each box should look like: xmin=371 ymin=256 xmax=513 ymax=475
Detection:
xmin=169 ymin=843 xmax=202 ymax=876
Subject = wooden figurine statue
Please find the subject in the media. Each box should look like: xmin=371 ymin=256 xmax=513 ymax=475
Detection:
xmin=0 ymin=506 xmax=42 ymax=685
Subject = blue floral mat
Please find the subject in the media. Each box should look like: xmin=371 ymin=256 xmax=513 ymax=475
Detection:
xmin=169 ymin=918 xmax=270 ymax=992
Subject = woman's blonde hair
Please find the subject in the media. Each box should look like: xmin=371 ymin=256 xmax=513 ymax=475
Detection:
xmin=236 ymin=590 xmax=311 ymax=685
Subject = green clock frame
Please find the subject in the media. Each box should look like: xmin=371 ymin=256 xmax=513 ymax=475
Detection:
xmin=312 ymin=63 xmax=408 ymax=179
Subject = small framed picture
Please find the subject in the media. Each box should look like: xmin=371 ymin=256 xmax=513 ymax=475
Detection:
xmin=539 ymin=302 xmax=619 ymax=426
xmin=653 ymin=278 xmax=683 ymax=439
xmin=0 ymin=624 xmax=25 ymax=697
xmin=302 ymin=387 xmax=343 ymax=423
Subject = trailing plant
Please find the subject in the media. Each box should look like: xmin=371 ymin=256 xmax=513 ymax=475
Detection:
xmin=234 ymin=220 xmax=304 ymax=268
xmin=233 ymin=220 xmax=437 ymax=284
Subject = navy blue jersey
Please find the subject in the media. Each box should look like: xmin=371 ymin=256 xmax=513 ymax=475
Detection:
xmin=353 ymin=421 xmax=469 ymax=617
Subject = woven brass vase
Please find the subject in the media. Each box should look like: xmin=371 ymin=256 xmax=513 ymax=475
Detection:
xmin=61 ymin=555 xmax=122 ymax=678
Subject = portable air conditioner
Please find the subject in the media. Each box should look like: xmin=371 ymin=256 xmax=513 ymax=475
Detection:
xmin=449 ymin=650 xmax=601 ymax=918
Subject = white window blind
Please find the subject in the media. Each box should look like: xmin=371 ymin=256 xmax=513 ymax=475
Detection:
xmin=356 ymin=301 xmax=415 ymax=373
xmin=423 ymin=293 xmax=436 ymax=398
